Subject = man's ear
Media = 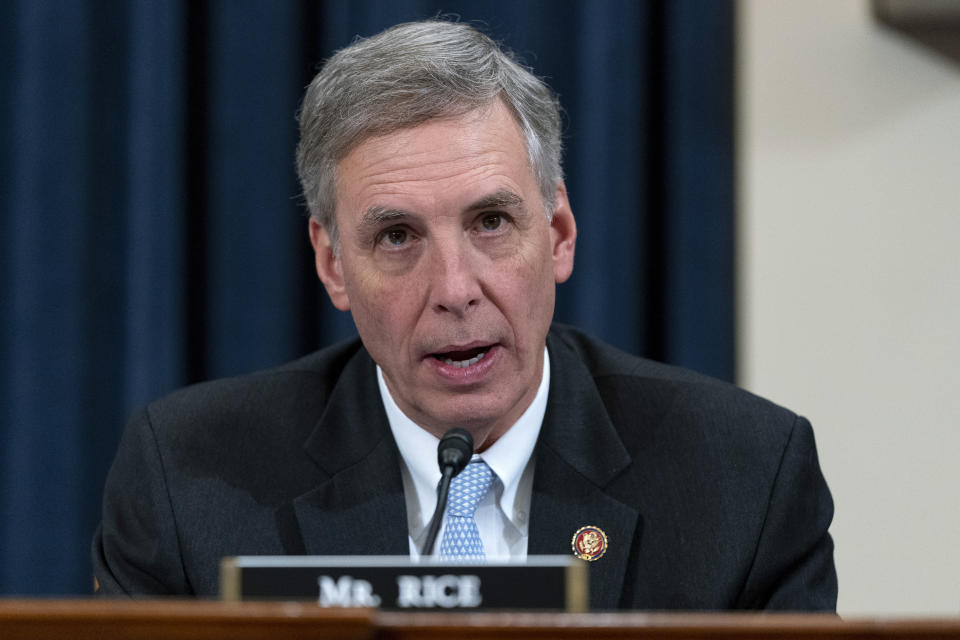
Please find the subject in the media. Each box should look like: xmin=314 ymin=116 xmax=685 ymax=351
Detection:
xmin=549 ymin=183 xmax=577 ymax=283
xmin=309 ymin=218 xmax=351 ymax=311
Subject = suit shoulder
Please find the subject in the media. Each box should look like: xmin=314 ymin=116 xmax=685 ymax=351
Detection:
xmin=551 ymin=323 xmax=732 ymax=385
xmin=549 ymin=324 xmax=801 ymax=440
xmin=141 ymin=336 xmax=365 ymax=444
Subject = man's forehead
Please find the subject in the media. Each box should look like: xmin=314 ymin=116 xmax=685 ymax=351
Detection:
xmin=333 ymin=103 xmax=535 ymax=223
xmin=336 ymin=99 xmax=525 ymax=176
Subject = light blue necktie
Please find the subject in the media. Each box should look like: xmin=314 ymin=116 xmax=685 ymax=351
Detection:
xmin=438 ymin=460 xmax=493 ymax=561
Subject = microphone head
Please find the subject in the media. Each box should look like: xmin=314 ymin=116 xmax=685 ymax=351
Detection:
xmin=437 ymin=428 xmax=474 ymax=476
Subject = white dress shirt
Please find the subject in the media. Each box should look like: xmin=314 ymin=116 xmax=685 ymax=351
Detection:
xmin=377 ymin=348 xmax=549 ymax=561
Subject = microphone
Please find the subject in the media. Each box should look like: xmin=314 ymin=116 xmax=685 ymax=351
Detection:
xmin=421 ymin=428 xmax=474 ymax=556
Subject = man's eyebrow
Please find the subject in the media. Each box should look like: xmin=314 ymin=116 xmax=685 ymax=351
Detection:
xmin=357 ymin=190 xmax=525 ymax=229
xmin=359 ymin=206 xmax=414 ymax=228
xmin=465 ymin=189 xmax=525 ymax=212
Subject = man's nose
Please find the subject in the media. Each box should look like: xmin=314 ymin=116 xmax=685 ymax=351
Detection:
xmin=427 ymin=237 xmax=482 ymax=317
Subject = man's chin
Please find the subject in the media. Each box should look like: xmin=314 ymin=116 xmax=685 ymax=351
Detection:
xmin=424 ymin=408 xmax=501 ymax=432
xmin=395 ymin=378 xmax=538 ymax=443
xmin=414 ymin=401 xmax=511 ymax=440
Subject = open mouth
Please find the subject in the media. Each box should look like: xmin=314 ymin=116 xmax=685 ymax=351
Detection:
xmin=432 ymin=346 xmax=491 ymax=369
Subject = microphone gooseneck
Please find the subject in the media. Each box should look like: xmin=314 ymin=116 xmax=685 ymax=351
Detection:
xmin=421 ymin=428 xmax=474 ymax=557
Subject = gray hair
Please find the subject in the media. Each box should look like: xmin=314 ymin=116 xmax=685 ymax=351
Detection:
xmin=296 ymin=19 xmax=563 ymax=249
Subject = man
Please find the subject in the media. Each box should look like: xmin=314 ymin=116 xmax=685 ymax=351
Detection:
xmin=93 ymin=20 xmax=837 ymax=610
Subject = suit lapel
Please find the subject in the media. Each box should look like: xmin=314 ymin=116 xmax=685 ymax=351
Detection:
xmin=291 ymin=347 xmax=409 ymax=556
xmin=529 ymin=331 xmax=639 ymax=610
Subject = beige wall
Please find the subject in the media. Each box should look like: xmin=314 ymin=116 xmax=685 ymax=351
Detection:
xmin=738 ymin=0 xmax=960 ymax=615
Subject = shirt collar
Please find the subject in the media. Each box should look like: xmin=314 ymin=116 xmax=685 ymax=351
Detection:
xmin=377 ymin=348 xmax=549 ymax=530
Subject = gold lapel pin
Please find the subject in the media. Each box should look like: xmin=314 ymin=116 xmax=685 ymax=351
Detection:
xmin=572 ymin=525 xmax=608 ymax=561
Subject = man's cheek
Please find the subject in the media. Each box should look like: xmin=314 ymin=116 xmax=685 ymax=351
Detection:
xmin=355 ymin=295 xmax=409 ymax=345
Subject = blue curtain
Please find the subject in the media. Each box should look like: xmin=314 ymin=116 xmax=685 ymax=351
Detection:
xmin=0 ymin=0 xmax=733 ymax=595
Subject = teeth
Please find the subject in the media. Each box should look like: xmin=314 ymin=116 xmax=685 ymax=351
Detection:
xmin=441 ymin=349 xmax=488 ymax=368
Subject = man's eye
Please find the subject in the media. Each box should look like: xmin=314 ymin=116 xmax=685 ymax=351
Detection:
xmin=480 ymin=214 xmax=502 ymax=231
xmin=383 ymin=229 xmax=408 ymax=246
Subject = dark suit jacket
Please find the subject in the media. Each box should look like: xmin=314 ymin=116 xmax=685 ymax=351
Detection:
xmin=92 ymin=325 xmax=837 ymax=610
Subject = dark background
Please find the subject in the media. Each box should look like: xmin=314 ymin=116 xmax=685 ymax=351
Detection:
xmin=0 ymin=0 xmax=733 ymax=595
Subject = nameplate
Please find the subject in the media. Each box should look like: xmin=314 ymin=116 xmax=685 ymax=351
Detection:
xmin=220 ymin=555 xmax=586 ymax=611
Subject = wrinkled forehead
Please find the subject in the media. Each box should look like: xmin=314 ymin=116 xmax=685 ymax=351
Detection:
xmin=332 ymin=100 xmax=533 ymax=207
xmin=334 ymin=95 xmax=526 ymax=161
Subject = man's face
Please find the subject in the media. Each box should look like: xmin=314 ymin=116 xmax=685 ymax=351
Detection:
xmin=309 ymin=100 xmax=576 ymax=449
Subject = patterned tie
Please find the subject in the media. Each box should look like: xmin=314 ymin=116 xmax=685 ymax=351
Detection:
xmin=438 ymin=460 xmax=493 ymax=561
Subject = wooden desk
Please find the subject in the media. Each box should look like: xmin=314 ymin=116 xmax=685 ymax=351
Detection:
xmin=377 ymin=611 xmax=960 ymax=639
xmin=1 ymin=600 xmax=958 ymax=640
xmin=0 ymin=600 xmax=370 ymax=640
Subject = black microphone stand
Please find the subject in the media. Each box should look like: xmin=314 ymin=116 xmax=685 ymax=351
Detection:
xmin=421 ymin=428 xmax=473 ymax=556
